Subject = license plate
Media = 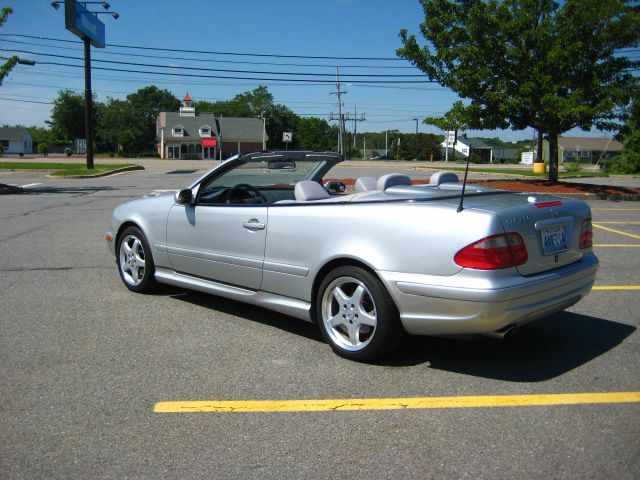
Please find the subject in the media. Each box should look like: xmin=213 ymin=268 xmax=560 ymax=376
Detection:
xmin=541 ymin=226 xmax=567 ymax=255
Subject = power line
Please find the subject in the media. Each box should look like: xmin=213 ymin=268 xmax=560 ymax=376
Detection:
xmin=0 ymin=37 xmax=418 ymax=70
xmin=0 ymin=96 xmax=53 ymax=105
xmin=10 ymin=64 xmax=448 ymax=91
xmin=0 ymin=56 xmax=437 ymax=84
xmin=0 ymin=33 xmax=404 ymax=61
xmin=0 ymin=48 xmax=428 ymax=78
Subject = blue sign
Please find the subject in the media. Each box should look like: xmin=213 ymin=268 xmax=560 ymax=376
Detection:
xmin=65 ymin=0 xmax=105 ymax=48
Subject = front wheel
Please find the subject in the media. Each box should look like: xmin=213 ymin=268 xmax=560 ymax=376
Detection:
xmin=316 ymin=266 xmax=403 ymax=361
xmin=117 ymin=226 xmax=157 ymax=293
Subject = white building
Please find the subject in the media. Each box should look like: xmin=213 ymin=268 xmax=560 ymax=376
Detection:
xmin=0 ymin=127 xmax=33 ymax=155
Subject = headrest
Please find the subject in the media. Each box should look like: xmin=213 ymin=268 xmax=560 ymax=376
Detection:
xmin=294 ymin=181 xmax=330 ymax=201
xmin=377 ymin=173 xmax=412 ymax=191
xmin=429 ymin=172 xmax=459 ymax=185
xmin=355 ymin=177 xmax=377 ymax=192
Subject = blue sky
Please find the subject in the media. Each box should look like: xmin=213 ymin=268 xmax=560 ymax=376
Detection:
xmin=0 ymin=0 xmax=615 ymax=142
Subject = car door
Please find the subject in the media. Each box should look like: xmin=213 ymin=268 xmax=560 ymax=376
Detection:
xmin=165 ymin=197 xmax=267 ymax=291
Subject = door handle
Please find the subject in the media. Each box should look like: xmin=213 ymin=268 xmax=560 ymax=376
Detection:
xmin=243 ymin=220 xmax=266 ymax=231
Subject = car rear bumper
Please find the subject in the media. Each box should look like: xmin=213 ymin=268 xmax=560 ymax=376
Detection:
xmin=378 ymin=253 xmax=599 ymax=336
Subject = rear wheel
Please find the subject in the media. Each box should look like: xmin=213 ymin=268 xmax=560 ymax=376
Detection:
xmin=316 ymin=266 xmax=403 ymax=361
xmin=117 ymin=226 xmax=157 ymax=293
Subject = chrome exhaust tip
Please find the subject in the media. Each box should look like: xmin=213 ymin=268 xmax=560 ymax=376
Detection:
xmin=485 ymin=325 xmax=517 ymax=340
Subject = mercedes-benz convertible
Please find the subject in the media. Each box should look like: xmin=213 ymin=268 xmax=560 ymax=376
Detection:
xmin=106 ymin=150 xmax=598 ymax=360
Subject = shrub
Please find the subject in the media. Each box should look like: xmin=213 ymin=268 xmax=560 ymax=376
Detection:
xmin=605 ymin=154 xmax=640 ymax=174
xmin=37 ymin=143 xmax=48 ymax=156
xmin=605 ymin=129 xmax=640 ymax=174
xmin=64 ymin=148 xmax=73 ymax=157
xmin=564 ymin=161 xmax=582 ymax=174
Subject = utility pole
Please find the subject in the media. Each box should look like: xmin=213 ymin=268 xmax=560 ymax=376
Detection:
xmin=330 ymin=67 xmax=346 ymax=156
xmin=385 ymin=131 xmax=388 ymax=157
xmin=414 ymin=118 xmax=419 ymax=160
xmin=329 ymin=112 xmax=366 ymax=157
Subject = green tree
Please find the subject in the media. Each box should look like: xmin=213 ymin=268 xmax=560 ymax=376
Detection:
xmin=608 ymin=98 xmax=640 ymax=173
xmin=28 ymin=125 xmax=59 ymax=146
xmin=265 ymin=104 xmax=299 ymax=149
xmin=0 ymin=7 xmax=18 ymax=86
xmin=126 ymin=85 xmax=180 ymax=151
xmin=47 ymin=90 xmax=97 ymax=142
xmin=398 ymin=0 xmax=640 ymax=182
xmin=232 ymin=86 xmax=274 ymax=116
xmin=97 ymin=99 xmax=145 ymax=155
xmin=195 ymin=86 xmax=274 ymax=118
xmin=296 ymin=117 xmax=334 ymax=150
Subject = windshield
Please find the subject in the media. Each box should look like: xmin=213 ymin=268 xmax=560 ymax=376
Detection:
xmin=204 ymin=158 xmax=329 ymax=189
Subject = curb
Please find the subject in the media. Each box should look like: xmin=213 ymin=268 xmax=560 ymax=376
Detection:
xmin=49 ymin=165 xmax=145 ymax=179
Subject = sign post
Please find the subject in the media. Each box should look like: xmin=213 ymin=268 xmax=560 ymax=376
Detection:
xmin=282 ymin=132 xmax=293 ymax=150
xmin=59 ymin=0 xmax=108 ymax=169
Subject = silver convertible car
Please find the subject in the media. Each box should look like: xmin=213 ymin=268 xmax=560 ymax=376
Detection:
xmin=106 ymin=151 xmax=598 ymax=360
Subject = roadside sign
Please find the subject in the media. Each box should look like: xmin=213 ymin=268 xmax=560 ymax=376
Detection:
xmin=521 ymin=151 xmax=534 ymax=164
xmin=445 ymin=130 xmax=455 ymax=146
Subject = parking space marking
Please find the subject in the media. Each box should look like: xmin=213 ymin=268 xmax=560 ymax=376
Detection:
xmin=154 ymin=391 xmax=640 ymax=413
xmin=595 ymin=222 xmax=640 ymax=225
xmin=593 ymin=224 xmax=640 ymax=239
xmin=592 ymin=286 xmax=640 ymax=290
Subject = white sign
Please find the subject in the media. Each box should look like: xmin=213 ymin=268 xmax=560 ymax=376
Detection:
xmin=521 ymin=151 xmax=534 ymax=165
xmin=282 ymin=132 xmax=293 ymax=142
xmin=445 ymin=130 xmax=455 ymax=146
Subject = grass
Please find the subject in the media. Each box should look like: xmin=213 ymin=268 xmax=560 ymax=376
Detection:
xmin=0 ymin=162 xmax=135 ymax=177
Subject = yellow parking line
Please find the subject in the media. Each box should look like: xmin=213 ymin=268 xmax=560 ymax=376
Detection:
xmin=593 ymin=224 xmax=640 ymax=239
xmin=594 ymin=244 xmax=640 ymax=247
xmin=595 ymin=222 xmax=640 ymax=225
xmin=154 ymin=392 xmax=640 ymax=413
xmin=592 ymin=286 xmax=640 ymax=290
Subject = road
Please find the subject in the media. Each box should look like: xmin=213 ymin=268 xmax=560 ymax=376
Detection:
xmin=1 ymin=165 xmax=638 ymax=479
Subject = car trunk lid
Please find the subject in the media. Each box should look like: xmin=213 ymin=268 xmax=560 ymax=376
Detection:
xmin=459 ymin=192 xmax=592 ymax=276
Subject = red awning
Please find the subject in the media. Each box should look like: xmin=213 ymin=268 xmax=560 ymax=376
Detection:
xmin=201 ymin=138 xmax=217 ymax=147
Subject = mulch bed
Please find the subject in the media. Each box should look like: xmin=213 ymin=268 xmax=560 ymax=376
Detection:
xmin=471 ymin=179 xmax=640 ymax=200
xmin=327 ymin=178 xmax=640 ymax=201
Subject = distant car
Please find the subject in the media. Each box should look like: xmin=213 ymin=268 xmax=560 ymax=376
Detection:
xmin=371 ymin=154 xmax=390 ymax=160
xmin=106 ymin=151 xmax=598 ymax=361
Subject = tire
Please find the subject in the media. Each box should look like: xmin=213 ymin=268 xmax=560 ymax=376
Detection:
xmin=117 ymin=226 xmax=157 ymax=293
xmin=316 ymin=266 xmax=404 ymax=361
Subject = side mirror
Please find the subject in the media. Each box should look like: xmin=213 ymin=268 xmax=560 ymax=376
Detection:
xmin=175 ymin=189 xmax=193 ymax=204
xmin=324 ymin=181 xmax=346 ymax=194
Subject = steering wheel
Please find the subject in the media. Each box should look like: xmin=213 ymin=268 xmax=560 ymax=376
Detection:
xmin=226 ymin=183 xmax=268 ymax=204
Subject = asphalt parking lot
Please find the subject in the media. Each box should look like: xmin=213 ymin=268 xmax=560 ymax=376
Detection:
xmin=1 ymin=165 xmax=638 ymax=479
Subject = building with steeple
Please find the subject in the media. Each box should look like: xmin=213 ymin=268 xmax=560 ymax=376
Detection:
xmin=156 ymin=93 xmax=267 ymax=160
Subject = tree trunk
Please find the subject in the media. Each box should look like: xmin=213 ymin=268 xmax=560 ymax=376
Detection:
xmin=548 ymin=132 xmax=559 ymax=183
xmin=536 ymin=128 xmax=543 ymax=163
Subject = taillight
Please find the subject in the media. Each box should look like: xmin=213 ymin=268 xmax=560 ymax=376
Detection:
xmin=579 ymin=218 xmax=593 ymax=249
xmin=454 ymin=233 xmax=528 ymax=270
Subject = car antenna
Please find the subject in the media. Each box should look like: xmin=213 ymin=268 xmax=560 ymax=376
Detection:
xmin=457 ymin=154 xmax=472 ymax=213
